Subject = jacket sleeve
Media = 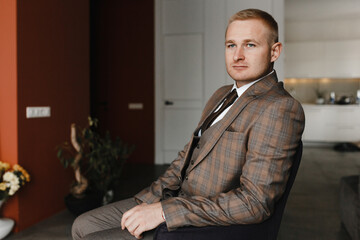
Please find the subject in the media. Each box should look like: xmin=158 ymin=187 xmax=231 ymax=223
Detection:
xmin=161 ymin=98 xmax=305 ymax=231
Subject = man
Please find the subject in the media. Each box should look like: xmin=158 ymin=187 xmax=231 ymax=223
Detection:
xmin=72 ymin=8 xmax=305 ymax=240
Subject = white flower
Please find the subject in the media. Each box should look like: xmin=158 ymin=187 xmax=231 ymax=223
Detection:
xmin=3 ymin=172 xmax=20 ymax=195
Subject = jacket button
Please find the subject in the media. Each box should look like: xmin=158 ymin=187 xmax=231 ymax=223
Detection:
xmin=196 ymin=143 xmax=200 ymax=149
xmin=191 ymin=160 xmax=195 ymax=165
xmin=185 ymin=175 xmax=189 ymax=180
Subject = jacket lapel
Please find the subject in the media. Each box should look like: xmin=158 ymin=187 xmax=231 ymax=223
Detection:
xmin=188 ymin=71 xmax=279 ymax=172
xmin=194 ymin=86 xmax=232 ymax=134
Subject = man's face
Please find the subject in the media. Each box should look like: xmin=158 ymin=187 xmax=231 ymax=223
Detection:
xmin=225 ymin=19 xmax=281 ymax=87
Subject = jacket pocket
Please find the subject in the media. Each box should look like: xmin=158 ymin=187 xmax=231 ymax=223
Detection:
xmin=216 ymin=130 xmax=246 ymax=162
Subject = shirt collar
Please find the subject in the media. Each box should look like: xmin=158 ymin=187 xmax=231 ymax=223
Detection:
xmin=231 ymin=70 xmax=274 ymax=98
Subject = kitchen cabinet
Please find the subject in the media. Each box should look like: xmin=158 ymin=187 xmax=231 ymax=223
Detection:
xmin=285 ymin=40 xmax=360 ymax=78
xmin=303 ymin=104 xmax=360 ymax=142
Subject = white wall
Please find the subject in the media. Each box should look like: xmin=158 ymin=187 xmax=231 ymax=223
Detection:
xmin=285 ymin=0 xmax=360 ymax=78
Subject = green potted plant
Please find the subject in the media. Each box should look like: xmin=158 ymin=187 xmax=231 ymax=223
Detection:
xmin=57 ymin=117 xmax=134 ymax=215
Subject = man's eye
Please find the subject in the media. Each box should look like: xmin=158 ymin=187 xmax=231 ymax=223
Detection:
xmin=227 ymin=44 xmax=236 ymax=48
xmin=246 ymin=43 xmax=255 ymax=48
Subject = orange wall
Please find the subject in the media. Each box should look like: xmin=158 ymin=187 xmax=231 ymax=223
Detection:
xmin=0 ymin=0 xmax=90 ymax=231
xmin=0 ymin=0 xmax=20 ymax=223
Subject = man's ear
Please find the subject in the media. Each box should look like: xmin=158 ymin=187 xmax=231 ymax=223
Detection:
xmin=270 ymin=42 xmax=282 ymax=63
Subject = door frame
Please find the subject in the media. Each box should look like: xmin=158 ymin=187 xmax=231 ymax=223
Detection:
xmin=155 ymin=0 xmax=164 ymax=164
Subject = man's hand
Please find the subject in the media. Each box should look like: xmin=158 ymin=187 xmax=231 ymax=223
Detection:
xmin=121 ymin=202 xmax=165 ymax=239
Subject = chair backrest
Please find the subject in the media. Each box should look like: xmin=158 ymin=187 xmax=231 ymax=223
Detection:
xmin=265 ymin=141 xmax=303 ymax=238
xmin=154 ymin=142 xmax=303 ymax=240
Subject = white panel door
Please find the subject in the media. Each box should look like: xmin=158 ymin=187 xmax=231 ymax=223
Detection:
xmin=156 ymin=0 xmax=204 ymax=164
xmin=163 ymin=34 xmax=204 ymax=163
xmin=164 ymin=35 xmax=203 ymax=100
xmin=204 ymin=0 xmax=227 ymax=102
xmin=162 ymin=0 xmax=204 ymax=34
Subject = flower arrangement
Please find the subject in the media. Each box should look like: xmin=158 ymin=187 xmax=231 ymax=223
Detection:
xmin=0 ymin=162 xmax=30 ymax=201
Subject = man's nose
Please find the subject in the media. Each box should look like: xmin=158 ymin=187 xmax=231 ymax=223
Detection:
xmin=233 ymin=47 xmax=244 ymax=61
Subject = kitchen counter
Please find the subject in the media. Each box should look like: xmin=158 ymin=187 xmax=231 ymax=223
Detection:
xmin=302 ymin=104 xmax=360 ymax=142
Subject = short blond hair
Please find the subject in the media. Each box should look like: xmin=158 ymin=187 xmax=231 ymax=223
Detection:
xmin=227 ymin=9 xmax=278 ymax=44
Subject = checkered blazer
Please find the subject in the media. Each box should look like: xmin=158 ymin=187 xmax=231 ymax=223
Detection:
xmin=135 ymin=71 xmax=305 ymax=231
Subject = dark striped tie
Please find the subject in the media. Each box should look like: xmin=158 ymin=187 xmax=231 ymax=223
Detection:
xmin=199 ymin=89 xmax=238 ymax=134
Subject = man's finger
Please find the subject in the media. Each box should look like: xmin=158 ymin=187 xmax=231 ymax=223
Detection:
xmin=121 ymin=211 xmax=128 ymax=230
xmin=123 ymin=212 xmax=138 ymax=232
xmin=121 ymin=208 xmax=134 ymax=230
xmin=134 ymin=225 xmax=144 ymax=239
xmin=121 ymin=203 xmax=145 ymax=229
xmin=127 ymin=221 xmax=140 ymax=236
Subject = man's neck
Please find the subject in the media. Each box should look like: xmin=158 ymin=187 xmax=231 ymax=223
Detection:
xmin=234 ymin=69 xmax=274 ymax=88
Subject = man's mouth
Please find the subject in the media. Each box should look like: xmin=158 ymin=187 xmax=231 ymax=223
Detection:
xmin=232 ymin=65 xmax=248 ymax=69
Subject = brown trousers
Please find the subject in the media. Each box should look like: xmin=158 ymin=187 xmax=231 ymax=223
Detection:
xmin=72 ymin=198 xmax=154 ymax=240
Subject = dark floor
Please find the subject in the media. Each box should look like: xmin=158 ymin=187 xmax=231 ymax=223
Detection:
xmin=5 ymin=146 xmax=359 ymax=239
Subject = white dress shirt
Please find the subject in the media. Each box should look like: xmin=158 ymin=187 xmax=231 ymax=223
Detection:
xmin=198 ymin=70 xmax=274 ymax=136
